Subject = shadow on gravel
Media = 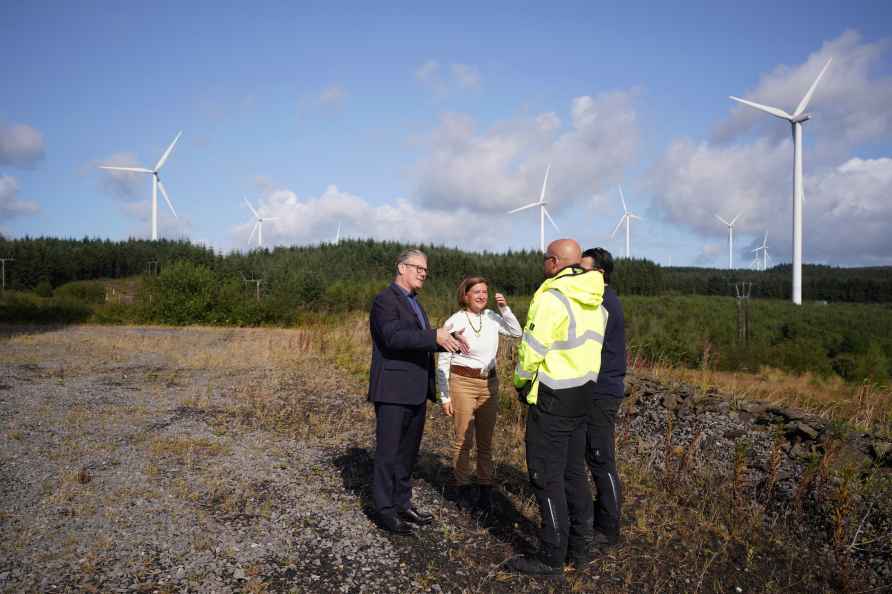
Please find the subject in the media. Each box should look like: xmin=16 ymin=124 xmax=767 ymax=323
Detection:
xmin=332 ymin=446 xmax=539 ymax=552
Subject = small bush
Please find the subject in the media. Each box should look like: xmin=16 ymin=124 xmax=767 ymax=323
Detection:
xmin=0 ymin=293 xmax=91 ymax=324
xmin=54 ymin=280 xmax=106 ymax=305
xmin=33 ymin=280 xmax=53 ymax=298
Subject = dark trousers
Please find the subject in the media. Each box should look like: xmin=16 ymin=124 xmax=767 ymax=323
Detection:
xmin=373 ymin=401 xmax=426 ymax=517
xmin=585 ymin=397 xmax=622 ymax=536
xmin=525 ymin=405 xmax=593 ymax=561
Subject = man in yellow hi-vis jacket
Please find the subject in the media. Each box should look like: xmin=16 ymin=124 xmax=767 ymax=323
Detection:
xmin=507 ymin=238 xmax=608 ymax=575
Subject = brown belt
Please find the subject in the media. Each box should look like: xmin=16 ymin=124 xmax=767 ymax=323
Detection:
xmin=450 ymin=364 xmax=492 ymax=379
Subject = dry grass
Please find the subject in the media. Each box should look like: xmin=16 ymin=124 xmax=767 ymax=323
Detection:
xmin=647 ymin=363 xmax=892 ymax=435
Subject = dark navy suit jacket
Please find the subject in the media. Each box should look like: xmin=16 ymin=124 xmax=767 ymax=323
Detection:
xmin=368 ymin=283 xmax=439 ymax=405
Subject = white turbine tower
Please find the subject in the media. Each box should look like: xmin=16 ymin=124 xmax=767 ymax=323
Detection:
xmin=243 ymin=197 xmax=278 ymax=248
xmin=752 ymin=232 xmax=769 ymax=271
xmin=334 ymin=223 xmax=341 ymax=244
xmin=610 ymin=186 xmax=641 ymax=259
xmin=715 ymin=212 xmax=743 ymax=269
xmin=730 ymin=58 xmax=831 ymax=304
xmin=98 ymin=131 xmax=183 ymax=240
xmin=507 ymin=164 xmax=559 ymax=252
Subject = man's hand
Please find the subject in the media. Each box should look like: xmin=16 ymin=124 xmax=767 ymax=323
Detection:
xmin=515 ymin=382 xmax=531 ymax=404
xmin=494 ymin=292 xmax=508 ymax=309
xmin=437 ymin=327 xmax=469 ymax=354
xmin=441 ymin=400 xmax=454 ymax=417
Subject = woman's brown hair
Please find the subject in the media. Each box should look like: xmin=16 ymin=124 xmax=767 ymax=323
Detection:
xmin=456 ymin=276 xmax=489 ymax=309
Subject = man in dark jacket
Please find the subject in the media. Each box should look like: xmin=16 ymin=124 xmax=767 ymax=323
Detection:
xmin=580 ymin=247 xmax=626 ymax=550
xmin=368 ymin=248 xmax=468 ymax=534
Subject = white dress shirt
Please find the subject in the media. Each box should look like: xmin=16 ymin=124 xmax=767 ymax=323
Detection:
xmin=436 ymin=306 xmax=522 ymax=403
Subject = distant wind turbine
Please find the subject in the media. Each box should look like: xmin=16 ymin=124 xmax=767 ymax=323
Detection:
xmin=715 ymin=212 xmax=743 ymax=269
xmin=610 ymin=186 xmax=641 ymax=259
xmin=730 ymin=58 xmax=831 ymax=304
xmin=507 ymin=164 xmax=558 ymax=253
xmin=334 ymin=223 xmax=341 ymax=244
xmin=752 ymin=232 xmax=769 ymax=271
xmin=98 ymin=131 xmax=183 ymax=240
xmin=243 ymin=197 xmax=278 ymax=248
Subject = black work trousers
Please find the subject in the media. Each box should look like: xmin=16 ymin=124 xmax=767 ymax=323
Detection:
xmin=585 ymin=397 xmax=622 ymax=537
xmin=373 ymin=401 xmax=426 ymax=518
xmin=525 ymin=404 xmax=593 ymax=561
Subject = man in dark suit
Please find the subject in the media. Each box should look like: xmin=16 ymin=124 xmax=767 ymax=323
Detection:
xmin=368 ymin=248 xmax=468 ymax=534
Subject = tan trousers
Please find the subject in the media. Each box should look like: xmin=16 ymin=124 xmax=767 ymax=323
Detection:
xmin=449 ymin=373 xmax=499 ymax=486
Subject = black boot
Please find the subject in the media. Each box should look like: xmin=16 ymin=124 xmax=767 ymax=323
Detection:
xmin=506 ymin=546 xmax=563 ymax=576
xmin=566 ymin=537 xmax=594 ymax=569
xmin=476 ymin=485 xmax=493 ymax=515
xmin=592 ymin=528 xmax=620 ymax=548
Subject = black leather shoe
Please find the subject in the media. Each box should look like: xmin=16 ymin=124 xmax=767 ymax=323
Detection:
xmin=506 ymin=554 xmax=563 ymax=576
xmin=375 ymin=513 xmax=414 ymax=535
xmin=397 ymin=505 xmax=433 ymax=525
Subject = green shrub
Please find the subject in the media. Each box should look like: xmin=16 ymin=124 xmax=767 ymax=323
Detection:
xmin=0 ymin=293 xmax=91 ymax=324
xmin=143 ymin=261 xmax=217 ymax=325
xmin=54 ymin=280 xmax=106 ymax=305
xmin=33 ymin=280 xmax=53 ymax=298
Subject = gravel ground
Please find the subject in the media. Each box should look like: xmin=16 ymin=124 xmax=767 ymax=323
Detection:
xmin=0 ymin=326 xmax=498 ymax=594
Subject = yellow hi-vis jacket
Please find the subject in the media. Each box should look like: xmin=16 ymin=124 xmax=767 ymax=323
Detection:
xmin=514 ymin=266 xmax=607 ymax=412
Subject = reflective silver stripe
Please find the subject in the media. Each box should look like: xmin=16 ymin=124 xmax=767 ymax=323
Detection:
xmin=552 ymin=329 xmax=603 ymax=350
xmin=546 ymin=497 xmax=559 ymax=541
xmin=538 ymin=370 xmax=599 ymax=390
xmin=607 ymin=472 xmax=620 ymax=519
xmin=546 ymin=289 xmax=575 ymax=338
xmin=514 ymin=367 xmax=533 ymax=380
xmin=522 ymin=332 xmax=549 ymax=356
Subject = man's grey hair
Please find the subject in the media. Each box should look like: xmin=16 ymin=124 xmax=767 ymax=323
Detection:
xmin=395 ymin=248 xmax=427 ymax=273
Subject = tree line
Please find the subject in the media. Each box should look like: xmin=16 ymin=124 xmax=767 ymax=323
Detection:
xmin=2 ymin=236 xmax=890 ymax=303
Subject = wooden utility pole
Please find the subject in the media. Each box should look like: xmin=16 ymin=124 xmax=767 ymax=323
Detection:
xmin=145 ymin=260 xmax=159 ymax=276
xmin=0 ymin=257 xmax=13 ymax=291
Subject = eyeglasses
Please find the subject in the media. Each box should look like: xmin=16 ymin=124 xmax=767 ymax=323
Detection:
xmin=402 ymin=262 xmax=429 ymax=275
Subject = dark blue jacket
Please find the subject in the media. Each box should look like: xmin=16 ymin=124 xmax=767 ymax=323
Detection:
xmin=593 ymin=286 xmax=626 ymax=398
xmin=367 ymin=283 xmax=439 ymax=405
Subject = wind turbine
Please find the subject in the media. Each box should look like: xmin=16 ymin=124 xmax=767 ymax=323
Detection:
xmin=334 ymin=223 xmax=341 ymax=244
xmin=610 ymin=186 xmax=641 ymax=259
xmin=752 ymin=232 xmax=769 ymax=271
xmin=715 ymin=212 xmax=743 ymax=269
xmin=243 ymin=197 xmax=278 ymax=248
xmin=507 ymin=164 xmax=559 ymax=253
xmin=730 ymin=58 xmax=831 ymax=304
xmin=98 ymin=131 xmax=182 ymax=241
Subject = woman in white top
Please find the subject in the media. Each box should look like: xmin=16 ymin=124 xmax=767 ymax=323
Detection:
xmin=437 ymin=276 xmax=522 ymax=513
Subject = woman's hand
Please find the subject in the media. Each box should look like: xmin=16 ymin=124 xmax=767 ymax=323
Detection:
xmin=442 ymin=401 xmax=454 ymax=417
xmin=494 ymin=292 xmax=508 ymax=309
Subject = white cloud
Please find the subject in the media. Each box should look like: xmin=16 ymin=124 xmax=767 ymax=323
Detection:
xmin=715 ymin=30 xmax=892 ymax=162
xmin=318 ymin=84 xmax=346 ymax=107
xmin=651 ymin=31 xmax=892 ymax=267
xmin=0 ymin=175 xmax=40 ymax=220
xmin=695 ymin=243 xmax=724 ymax=267
xmin=415 ymin=60 xmax=483 ymax=95
xmin=231 ymin=184 xmax=501 ymax=251
xmin=412 ymin=90 xmax=639 ymax=215
xmin=0 ymin=121 xmax=45 ymax=167
xmin=451 ymin=63 xmax=480 ymax=89
xmin=96 ymin=152 xmax=146 ymax=199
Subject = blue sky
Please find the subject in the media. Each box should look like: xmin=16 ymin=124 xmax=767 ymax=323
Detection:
xmin=2 ymin=1 xmax=892 ymax=267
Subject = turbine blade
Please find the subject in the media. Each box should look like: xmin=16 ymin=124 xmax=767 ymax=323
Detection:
xmin=243 ymin=197 xmax=260 ymax=218
xmin=157 ymin=180 xmax=177 ymax=217
xmin=543 ymin=207 xmax=559 ymax=232
xmin=715 ymin=214 xmax=730 ymax=226
xmin=629 ymin=213 xmax=642 ymax=221
xmin=155 ymin=131 xmax=183 ymax=171
xmin=610 ymin=216 xmax=624 ymax=239
xmin=508 ymin=202 xmax=540 ymax=214
xmin=794 ymin=58 xmax=832 ymax=117
xmin=539 ymin=164 xmax=551 ymax=204
xmin=248 ymin=222 xmax=259 ymax=244
xmin=752 ymin=247 xmax=761 ymax=253
xmin=729 ymin=96 xmax=792 ymax=121
xmin=730 ymin=212 xmax=743 ymax=226
xmin=98 ymin=166 xmax=153 ymax=173
xmin=618 ymin=185 xmax=628 ymax=213
xmin=262 ymin=217 xmax=279 ymax=221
